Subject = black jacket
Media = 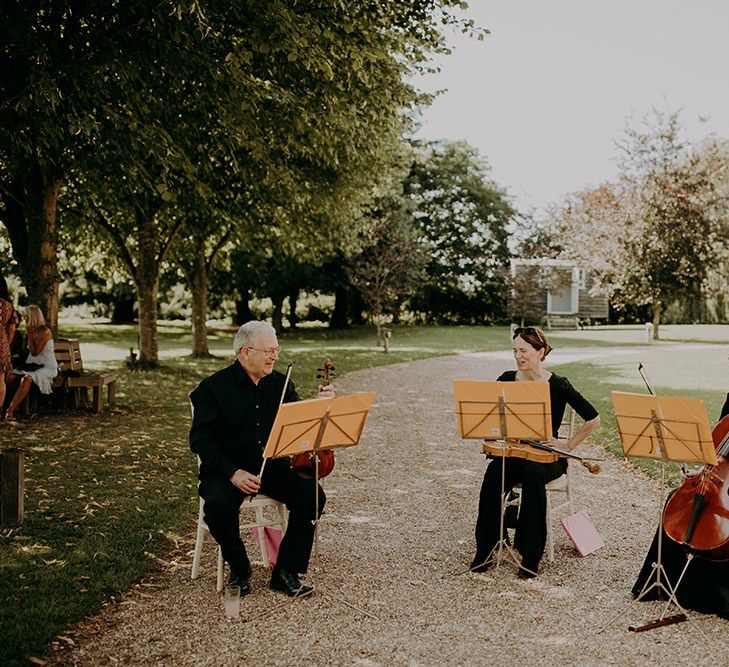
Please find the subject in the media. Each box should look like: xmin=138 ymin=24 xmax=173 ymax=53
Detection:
xmin=189 ymin=361 xmax=300 ymax=479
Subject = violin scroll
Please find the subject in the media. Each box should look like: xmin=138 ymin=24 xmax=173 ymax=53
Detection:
xmin=581 ymin=460 xmax=601 ymax=475
xmin=317 ymin=359 xmax=335 ymax=389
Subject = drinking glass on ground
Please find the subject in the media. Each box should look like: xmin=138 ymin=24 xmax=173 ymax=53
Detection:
xmin=224 ymin=585 xmax=240 ymax=619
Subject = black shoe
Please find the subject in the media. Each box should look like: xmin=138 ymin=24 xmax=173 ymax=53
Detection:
xmin=270 ymin=567 xmax=314 ymax=597
xmin=517 ymin=559 xmax=538 ymax=579
xmin=228 ymin=573 xmax=251 ymax=596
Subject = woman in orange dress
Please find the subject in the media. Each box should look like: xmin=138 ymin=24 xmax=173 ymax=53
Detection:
xmin=0 ymin=275 xmax=17 ymax=417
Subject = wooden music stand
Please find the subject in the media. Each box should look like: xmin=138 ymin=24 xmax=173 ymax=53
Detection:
xmin=260 ymin=391 xmax=377 ymax=618
xmin=454 ymin=379 xmax=552 ymax=575
xmin=604 ymin=391 xmax=717 ymax=633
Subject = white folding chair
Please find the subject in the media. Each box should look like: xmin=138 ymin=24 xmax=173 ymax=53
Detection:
xmin=544 ymin=407 xmax=576 ymax=561
xmin=189 ymin=397 xmax=290 ymax=591
xmin=191 ymin=493 xmax=288 ymax=592
xmin=503 ymin=407 xmax=576 ymax=562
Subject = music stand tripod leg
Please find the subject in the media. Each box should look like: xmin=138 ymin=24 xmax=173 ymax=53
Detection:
xmin=646 ymin=554 xmax=710 ymax=639
xmin=600 ymin=458 xmax=693 ymax=634
xmin=658 ymin=553 xmax=692 ymax=618
xmin=306 ymin=416 xmax=378 ymax=621
xmin=631 ymin=451 xmax=708 ymax=634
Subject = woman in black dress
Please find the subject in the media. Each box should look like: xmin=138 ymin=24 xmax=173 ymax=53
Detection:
xmin=632 ymin=402 xmax=729 ymax=617
xmin=471 ymin=326 xmax=601 ymax=578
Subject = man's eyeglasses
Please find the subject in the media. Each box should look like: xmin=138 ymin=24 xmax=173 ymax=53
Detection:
xmin=248 ymin=346 xmax=281 ymax=357
xmin=513 ymin=326 xmax=545 ymax=345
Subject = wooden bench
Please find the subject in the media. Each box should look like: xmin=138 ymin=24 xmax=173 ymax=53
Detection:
xmin=21 ymin=338 xmax=117 ymax=415
xmin=546 ymin=314 xmax=580 ymax=330
xmin=53 ymin=339 xmax=117 ymax=413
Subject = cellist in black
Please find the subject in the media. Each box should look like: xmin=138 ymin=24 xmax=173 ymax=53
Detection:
xmin=632 ymin=399 xmax=729 ymax=617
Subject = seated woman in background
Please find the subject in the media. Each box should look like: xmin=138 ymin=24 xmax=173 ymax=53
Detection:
xmin=4 ymin=305 xmax=58 ymax=420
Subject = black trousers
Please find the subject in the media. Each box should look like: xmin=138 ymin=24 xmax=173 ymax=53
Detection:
xmin=474 ymin=456 xmax=566 ymax=567
xmin=199 ymin=460 xmax=325 ymax=575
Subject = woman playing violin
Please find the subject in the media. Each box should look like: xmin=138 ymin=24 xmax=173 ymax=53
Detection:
xmin=471 ymin=326 xmax=601 ymax=578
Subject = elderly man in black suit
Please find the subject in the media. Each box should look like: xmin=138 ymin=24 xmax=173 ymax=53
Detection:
xmin=189 ymin=321 xmax=331 ymax=597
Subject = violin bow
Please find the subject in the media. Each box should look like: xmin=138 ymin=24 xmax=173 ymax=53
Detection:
xmin=638 ymin=362 xmax=655 ymax=396
xmin=257 ymin=362 xmax=293 ymax=480
xmin=523 ymin=439 xmax=603 ymax=474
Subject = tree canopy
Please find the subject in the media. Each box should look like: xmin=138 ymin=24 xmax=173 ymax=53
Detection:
xmin=541 ymin=111 xmax=729 ymax=336
xmin=2 ymin=0 xmax=483 ymax=360
xmin=406 ymin=140 xmax=514 ymax=323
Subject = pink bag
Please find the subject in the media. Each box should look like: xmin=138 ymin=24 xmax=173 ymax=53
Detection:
xmin=251 ymin=526 xmax=283 ymax=565
xmin=561 ymin=510 xmax=605 ymax=557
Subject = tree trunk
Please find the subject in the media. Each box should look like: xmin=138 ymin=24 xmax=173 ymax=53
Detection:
xmin=652 ymin=299 xmax=662 ymax=340
xmin=2 ymin=171 xmax=61 ymax=336
xmin=288 ymin=287 xmax=300 ymax=330
xmin=184 ymin=226 xmax=231 ymax=355
xmin=271 ymin=295 xmax=284 ymax=332
xmin=349 ymin=289 xmax=366 ymax=326
xmin=234 ymin=295 xmax=253 ymax=325
xmin=330 ymin=284 xmax=350 ymax=329
xmin=190 ymin=246 xmax=211 ymax=358
xmin=135 ymin=215 xmax=160 ymax=365
xmin=111 ymin=296 xmax=136 ymax=324
xmin=36 ymin=181 xmax=61 ymax=335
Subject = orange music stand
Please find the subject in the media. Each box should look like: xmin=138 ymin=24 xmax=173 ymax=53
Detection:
xmin=453 ymin=379 xmax=552 ymax=575
xmin=454 ymin=379 xmax=552 ymax=442
xmin=262 ymin=392 xmax=376 ymax=462
xmin=260 ymin=391 xmax=377 ymax=618
xmin=604 ymin=391 xmax=716 ymax=633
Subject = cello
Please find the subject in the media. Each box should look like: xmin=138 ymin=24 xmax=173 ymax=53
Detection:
xmin=663 ymin=414 xmax=729 ymax=561
xmin=291 ymin=358 xmax=336 ymax=479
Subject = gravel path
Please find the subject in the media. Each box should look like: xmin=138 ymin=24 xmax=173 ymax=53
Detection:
xmin=50 ymin=352 xmax=726 ymax=666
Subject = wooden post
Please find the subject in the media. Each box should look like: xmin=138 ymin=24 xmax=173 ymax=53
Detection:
xmin=382 ymin=328 xmax=391 ymax=353
xmin=0 ymin=448 xmax=24 ymax=527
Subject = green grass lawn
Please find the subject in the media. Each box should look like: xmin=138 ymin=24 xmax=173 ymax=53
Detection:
xmin=1 ymin=321 xmax=726 ymax=665
xmin=550 ymin=360 xmax=726 ymax=484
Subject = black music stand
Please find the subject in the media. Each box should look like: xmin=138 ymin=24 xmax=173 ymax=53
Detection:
xmin=259 ymin=391 xmax=377 ymax=619
xmin=602 ymin=391 xmax=717 ymax=633
xmin=453 ymin=379 xmax=552 ymax=575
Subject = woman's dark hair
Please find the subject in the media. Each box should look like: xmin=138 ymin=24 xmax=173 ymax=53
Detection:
xmin=0 ymin=274 xmax=10 ymax=302
xmin=512 ymin=326 xmax=553 ymax=358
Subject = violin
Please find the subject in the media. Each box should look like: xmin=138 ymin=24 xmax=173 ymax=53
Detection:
xmin=663 ymin=414 xmax=729 ymax=561
xmin=482 ymin=439 xmax=601 ymax=475
xmin=291 ymin=359 xmax=336 ymax=479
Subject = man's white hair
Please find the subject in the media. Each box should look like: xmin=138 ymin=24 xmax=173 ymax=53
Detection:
xmin=233 ymin=321 xmax=276 ymax=356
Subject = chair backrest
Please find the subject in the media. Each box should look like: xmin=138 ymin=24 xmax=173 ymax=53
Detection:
xmin=559 ymin=407 xmax=576 ymax=480
xmin=559 ymin=406 xmax=576 ymax=440
xmin=55 ymin=338 xmax=83 ymax=373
